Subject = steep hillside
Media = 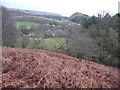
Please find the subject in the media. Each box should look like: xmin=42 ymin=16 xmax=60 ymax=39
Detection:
xmin=1 ymin=46 xmax=119 ymax=88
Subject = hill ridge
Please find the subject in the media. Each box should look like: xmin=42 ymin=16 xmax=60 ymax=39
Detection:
xmin=8 ymin=8 xmax=63 ymax=17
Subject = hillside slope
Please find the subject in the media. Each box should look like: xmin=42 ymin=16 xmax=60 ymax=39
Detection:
xmin=14 ymin=16 xmax=63 ymax=25
xmin=1 ymin=46 xmax=119 ymax=88
xmin=8 ymin=8 xmax=64 ymax=19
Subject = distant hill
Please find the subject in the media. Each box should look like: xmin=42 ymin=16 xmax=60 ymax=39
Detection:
xmin=8 ymin=8 xmax=90 ymax=23
xmin=7 ymin=8 xmax=91 ymax=25
xmin=8 ymin=8 xmax=64 ymax=20
xmin=69 ymin=12 xmax=90 ymax=23
xmin=6 ymin=8 xmax=65 ymax=25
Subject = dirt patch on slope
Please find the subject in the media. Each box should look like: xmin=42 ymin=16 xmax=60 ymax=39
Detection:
xmin=1 ymin=46 xmax=119 ymax=88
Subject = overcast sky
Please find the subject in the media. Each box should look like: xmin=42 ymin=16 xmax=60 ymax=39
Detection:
xmin=0 ymin=0 xmax=119 ymax=16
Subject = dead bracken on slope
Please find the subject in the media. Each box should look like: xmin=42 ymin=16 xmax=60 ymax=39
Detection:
xmin=1 ymin=46 xmax=119 ymax=88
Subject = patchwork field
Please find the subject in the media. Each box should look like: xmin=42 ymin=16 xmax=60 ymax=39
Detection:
xmin=14 ymin=16 xmax=63 ymax=25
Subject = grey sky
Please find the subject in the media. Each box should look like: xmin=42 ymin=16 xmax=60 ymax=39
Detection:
xmin=0 ymin=0 xmax=119 ymax=16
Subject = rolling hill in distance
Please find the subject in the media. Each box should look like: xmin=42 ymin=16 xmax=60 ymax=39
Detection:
xmin=8 ymin=8 xmax=90 ymax=22
xmin=8 ymin=8 xmax=64 ymax=19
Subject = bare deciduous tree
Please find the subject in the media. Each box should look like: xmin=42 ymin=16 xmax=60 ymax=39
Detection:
xmin=64 ymin=24 xmax=99 ymax=60
xmin=32 ymin=25 xmax=49 ymax=49
xmin=2 ymin=7 xmax=19 ymax=47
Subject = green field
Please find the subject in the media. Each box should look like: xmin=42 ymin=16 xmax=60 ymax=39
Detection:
xmin=24 ymin=38 xmax=66 ymax=50
xmin=41 ymin=38 xmax=66 ymax=50
xmin=16 ymin=21 xmax=40 ymax=26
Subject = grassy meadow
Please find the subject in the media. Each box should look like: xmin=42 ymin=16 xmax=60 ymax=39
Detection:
xmin=19 ymin=38 xmax=66 ymax=51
